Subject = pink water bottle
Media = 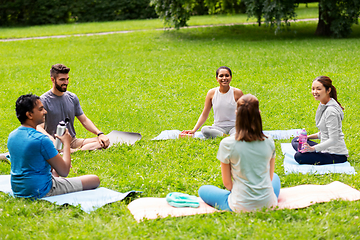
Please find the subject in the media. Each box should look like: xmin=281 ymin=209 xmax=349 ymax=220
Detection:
xmin=298 ymin=128 xmax=307 ymax=151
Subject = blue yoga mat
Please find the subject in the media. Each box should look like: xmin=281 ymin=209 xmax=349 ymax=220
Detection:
xmin=152 ymin=129 xmax=301 ymax=140
xmin=281 ymin=143 xmax=356 ymax=175
xmin=0 ymin=175 xmax=140 ymax=213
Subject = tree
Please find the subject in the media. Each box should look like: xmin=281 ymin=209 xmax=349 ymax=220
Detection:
xmin=316 ymin=0 xmax=360 ymax=38
xmin=149 ymin=0 xmax=194 ymax=29
xmin=150 ymin=0 xmax=360 ymax=38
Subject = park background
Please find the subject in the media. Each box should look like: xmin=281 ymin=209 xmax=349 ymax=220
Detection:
xmin=1 ymin=1 xmax=360 ymax=239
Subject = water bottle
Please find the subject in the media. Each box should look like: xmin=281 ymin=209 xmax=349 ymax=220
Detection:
xmin=298 ymin=128 xmax=307 ymax=151
xmin=54 ymin=121 xmax=66 ymax=150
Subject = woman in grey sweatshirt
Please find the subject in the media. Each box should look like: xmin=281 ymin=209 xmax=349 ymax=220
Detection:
xmin=291 ymin=76 xmax=348 ymax=165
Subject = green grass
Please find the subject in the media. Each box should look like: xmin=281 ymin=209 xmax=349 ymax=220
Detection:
xmin=0 ymin=3 xmax=319 ymax=39
xmin=1 ymin=17 xmax=360 ymax=238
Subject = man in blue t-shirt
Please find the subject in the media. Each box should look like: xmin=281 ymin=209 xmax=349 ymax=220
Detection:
xmin=8 ymin=94 xmax=100 ymax=199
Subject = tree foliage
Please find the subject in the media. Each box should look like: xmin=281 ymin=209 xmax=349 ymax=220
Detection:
xmin=151 ymin=0 xmax=360 ymax=37
xmin=243 ymin=0 xmax=297 ymax=29
xmin=150 ymin=0 xmax=194 ymax=28
xmin=204 ymin=0 xmax=245 ymax=14
xmin=150 ymin=0 xmax=246 ymax=28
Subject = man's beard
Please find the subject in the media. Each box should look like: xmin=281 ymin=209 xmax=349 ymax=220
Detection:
xmin=55 ymin=80 xmax=67 ymax=92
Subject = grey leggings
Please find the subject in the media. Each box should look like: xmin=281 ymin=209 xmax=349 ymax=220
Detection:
xmin=201 ymin=125 xmax=235 ymax=139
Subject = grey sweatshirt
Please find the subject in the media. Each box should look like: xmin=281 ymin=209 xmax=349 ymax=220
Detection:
xmin=314 ymin=98 xmax=348 ymax=155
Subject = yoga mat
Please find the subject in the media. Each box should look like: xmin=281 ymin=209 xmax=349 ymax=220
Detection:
xmin=263 ymin=129 xmax=300 ymax=140
xmin=128 ymin=181 xmax=360 ymax=222
xmin=0 ymin=175 xmax=139 ymax=213
xmin=152 ymin=129 xmax=300 ymax=140
xmin=281 ymin=143 xmax=356 ymax=175
xmin=107 ymin=130 xmax=142 ymax=147
xmin=0 ymin=131 xmax=141 ymax=159
xmin=152 ymin=130 xmax=204 ymax=140
xmin=128 ymin=197 xmax=217 ymax=222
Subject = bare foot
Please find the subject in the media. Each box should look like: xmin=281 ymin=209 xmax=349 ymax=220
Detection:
xmin=0 ymin=152 xmax=10 ymax=164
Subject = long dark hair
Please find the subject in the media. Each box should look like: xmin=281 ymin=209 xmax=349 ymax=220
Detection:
xmin=235 ymin=94 xmax=266 ymax=142
xmin=313 ymin=76 xmax=343 ymax=110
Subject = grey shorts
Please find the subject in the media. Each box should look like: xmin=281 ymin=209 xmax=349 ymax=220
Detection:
xmin=201 ymin=125 xmax=236 ymax=138
xmin=44 ymin=176 xmax=83 ymax=197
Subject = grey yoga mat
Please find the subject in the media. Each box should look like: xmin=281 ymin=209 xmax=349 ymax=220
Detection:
xmin=107 ymin=130 xmax=142 ymax=147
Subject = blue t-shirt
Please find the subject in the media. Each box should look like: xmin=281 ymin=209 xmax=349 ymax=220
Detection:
xmin=8 ymin=126 xmax=58 ymax=199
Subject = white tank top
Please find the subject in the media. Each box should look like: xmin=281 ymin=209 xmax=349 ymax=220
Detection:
xmin=212 ymin=87 xmax=236 ymax=127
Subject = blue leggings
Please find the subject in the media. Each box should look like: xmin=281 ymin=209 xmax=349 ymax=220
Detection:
xmin=198 ymin=173 xmax=281 ymax=211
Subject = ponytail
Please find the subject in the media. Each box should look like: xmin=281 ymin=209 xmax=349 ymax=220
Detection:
xmin=330 ymin=85 xmax=343 ymax=110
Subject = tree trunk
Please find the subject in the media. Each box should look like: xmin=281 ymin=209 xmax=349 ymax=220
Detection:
xmin=315 ymin=0 xmax=332 ymax=36
xmin=257 ymin=15 xmax=261 ymax=26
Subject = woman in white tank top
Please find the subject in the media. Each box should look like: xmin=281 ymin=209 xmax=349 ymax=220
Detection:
xmin=182 ymin=66 xmax=243 ymax=139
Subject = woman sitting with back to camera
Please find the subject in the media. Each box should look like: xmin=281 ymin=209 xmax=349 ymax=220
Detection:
xmin=291 ymin=76 xmax=348 ymax=165
xmin=182 ymin=66 xmax=243 ymax=139
xmin=198 ymin=94 xmax=280 ymax=212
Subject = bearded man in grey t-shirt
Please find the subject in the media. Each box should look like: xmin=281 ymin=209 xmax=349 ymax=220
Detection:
xmin=37 ymin=64 xmax=109 ymax=151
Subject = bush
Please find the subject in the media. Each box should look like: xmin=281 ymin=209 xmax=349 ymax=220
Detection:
xmin=0 ymin=0 xmax=72 ymax=26
xmin=0 ymin=0 xmax=157 ymax=26
xmin=73 ymin=0 xmax=158 ymax=23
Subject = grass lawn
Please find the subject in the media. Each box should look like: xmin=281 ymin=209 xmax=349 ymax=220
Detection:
xmin=0 ymin=3 xmax=319 ymax=39
xmin=1 ymin=12 xmax=360 ymax=239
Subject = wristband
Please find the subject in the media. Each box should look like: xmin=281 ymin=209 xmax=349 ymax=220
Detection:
xmin=97 ymin=132 xmax=104 ymax=136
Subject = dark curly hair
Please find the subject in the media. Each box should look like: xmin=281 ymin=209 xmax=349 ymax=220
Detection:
xmin=16 ymin=94 xmax=40 ymax=124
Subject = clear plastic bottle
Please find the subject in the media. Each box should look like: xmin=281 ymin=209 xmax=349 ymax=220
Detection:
xmin=298 ymin=128 xmax=307 ymax=151
xmin=54 ymin=121 xmax=66 ymax=150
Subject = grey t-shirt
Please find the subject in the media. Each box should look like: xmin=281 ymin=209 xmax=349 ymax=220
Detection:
xmin=217 ymin=135 xmax=277 ymax=212
xmin=40 ymin=90 xmax=84 ymax=138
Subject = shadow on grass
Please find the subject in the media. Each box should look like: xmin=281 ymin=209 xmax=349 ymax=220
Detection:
xmin=161 ymin=22 xmax=360 ymax=42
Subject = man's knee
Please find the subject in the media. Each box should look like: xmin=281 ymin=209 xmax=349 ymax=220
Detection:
xmin=80 ymin=140 xmax=102 ymax=151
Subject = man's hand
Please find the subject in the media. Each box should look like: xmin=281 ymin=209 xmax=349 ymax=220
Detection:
xmin=98 ymin=134 xmax=110 ymax=149
xmin=55 ymin=129 xmax=72 ymax=146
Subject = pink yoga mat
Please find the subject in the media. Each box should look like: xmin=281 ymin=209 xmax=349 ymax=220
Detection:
xmin=128 ymin=181 xmax=360 ymax=222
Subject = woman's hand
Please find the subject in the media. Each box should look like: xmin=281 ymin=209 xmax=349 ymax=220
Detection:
xmin=300 ymin=143 xmax=315 ymax=153
xmin=182 ymin=130 xmax=195 ymax=134
xmin=180 ymin=130 xmax=195 ymax=138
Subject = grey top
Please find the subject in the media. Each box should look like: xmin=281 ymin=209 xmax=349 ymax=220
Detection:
xmin=217 ymin=135 xmax=277 ymax=212
xmin=314 ymin=98 xmax=348 ymax=155
xmin=40 ymin=90 xmax=84 ymax=138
